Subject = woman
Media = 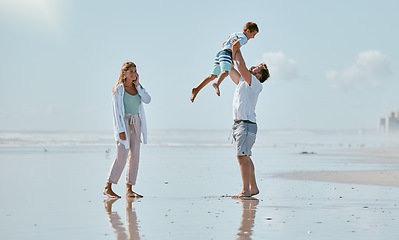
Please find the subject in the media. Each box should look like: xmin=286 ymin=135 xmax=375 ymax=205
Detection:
xmin=104 ymin=61 xmax=151 ymax=198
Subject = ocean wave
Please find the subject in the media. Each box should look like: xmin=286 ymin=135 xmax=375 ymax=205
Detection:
xmin=0 ymin=129 xmax=397 ymax=148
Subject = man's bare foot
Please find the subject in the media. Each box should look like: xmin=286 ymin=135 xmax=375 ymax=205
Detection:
xmin=191 ymin=88 xmax=198 ymax=102
xmin=103 ymin=186 xmax=121 ymax=198
xmin=251 ymin=189 xmax=259 ymax=196
xmin=232 ymin=191 xmax=252 ymax=198
xmin=234 ymin=196 xmax=259 ymax=202
xmin=126 ymin=190 xmax=143 ymax=198
xmin=212 ymin=83 xmax=220 ymax=96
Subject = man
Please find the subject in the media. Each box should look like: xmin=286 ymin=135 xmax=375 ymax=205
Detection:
xmin=229 ymin=48 xmax=270 ymax=197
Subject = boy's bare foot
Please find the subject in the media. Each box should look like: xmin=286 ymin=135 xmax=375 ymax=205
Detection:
xmin=103 ymin=186 xmax=121 ymax=198
xmin=232 ymin=191 xmax=252 ymax=198
xmin=126 ymin=190 xmax=143 ymax=198
xmin=212 ymin=83 xmax=220 ymax=96
xmin=191 ymin=88 xmax=198 ymax=102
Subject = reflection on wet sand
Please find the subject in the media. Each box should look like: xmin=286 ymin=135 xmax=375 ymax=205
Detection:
xmin=236 ymin=197 xmax=259 ymax=240
xmin=126 ymin=198 xmax=140 ymax=240
xmin=103 ymin=196 xmax=258 ymax=239
xmin=103 ymin=198 xmax=140 ymax=240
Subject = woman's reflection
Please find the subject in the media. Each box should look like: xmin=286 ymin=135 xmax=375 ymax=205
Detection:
xmin=103 ymin=197 xmax=141 ymax=240
xmin=126 ymin=197 xmax=140 ymax=240
xmin=236 ymin=197 xmax=259 ymax=240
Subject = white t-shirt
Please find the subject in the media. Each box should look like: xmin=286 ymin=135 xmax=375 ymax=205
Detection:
xmin=232 ymin=75 xmax=262 ymax=123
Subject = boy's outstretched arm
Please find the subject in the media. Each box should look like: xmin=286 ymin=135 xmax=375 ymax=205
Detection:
xmin=235 ymin=49 xmax=252 ymax=85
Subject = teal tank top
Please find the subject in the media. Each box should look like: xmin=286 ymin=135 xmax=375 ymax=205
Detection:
xmin=123 ymin=91 xmax=141 ymax=115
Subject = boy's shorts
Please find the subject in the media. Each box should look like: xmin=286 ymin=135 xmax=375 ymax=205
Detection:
xmin=211 ymin=49 xmax=232 ymax=77
xmin=232 ymin=120 xmax=257 ymax=156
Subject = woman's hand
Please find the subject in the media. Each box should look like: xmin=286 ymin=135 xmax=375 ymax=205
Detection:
xmin=133 ymin=73 xmax=140 ymax=87
xmin=119 ymin=132 xmax=126 ymax=140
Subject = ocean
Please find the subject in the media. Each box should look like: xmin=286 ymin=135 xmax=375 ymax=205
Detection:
xmin=0 ymin=128 xmax=397 ymax=149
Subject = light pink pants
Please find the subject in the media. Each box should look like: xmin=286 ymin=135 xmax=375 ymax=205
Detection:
xmin=107 ymin=114 xmax=141 ymax=186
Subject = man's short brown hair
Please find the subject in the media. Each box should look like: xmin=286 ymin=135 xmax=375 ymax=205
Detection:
xmin=259 ymin=63 xmax=270 ymax=83
xmin=243 ymin=22 xmax=259 ymax=33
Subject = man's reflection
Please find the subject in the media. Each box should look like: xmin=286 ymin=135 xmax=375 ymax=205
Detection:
xmin=236 ymin=197 xmax=259 ymax=240
xmin=103 ymin=197 xmax=140 ymax=240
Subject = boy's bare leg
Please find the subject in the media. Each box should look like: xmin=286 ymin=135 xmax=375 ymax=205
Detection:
xmin=191 ymin=74 xmax=217 ymax=102
xmin=212 ymin=71 xmax=229 ymax=96
xmin=233 ymin=155 xmax=252 ymax=198
xmin=126 ymin=184 xmax=143 ymax=198
xmin=103 ymin=182 xmax=121 ymax=198
xmin=248 ymin=157 xmax=259 ymax=196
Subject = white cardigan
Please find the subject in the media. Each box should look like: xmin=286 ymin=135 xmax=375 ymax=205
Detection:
xmin=112 ymin=83 xmax=151 ymax=148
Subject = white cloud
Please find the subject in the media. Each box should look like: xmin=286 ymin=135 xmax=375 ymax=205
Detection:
xmin=0 ymin=0 xmax=63 ymax=33
xmin=327 ymin=51 xmax=392 ymax=90
xmin=259 ymin=52 xmax=299 ymax=81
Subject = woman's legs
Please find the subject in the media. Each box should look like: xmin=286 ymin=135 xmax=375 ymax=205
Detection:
xmin=126 ymin=115 xmax=143 ymax=198
xmin=126 ymin=184 xmax=143 ymax=198
xmin=104 ymin=142 xmax=130 ymax=198
xmin=104 ymin=182 xmax=120 ymax=198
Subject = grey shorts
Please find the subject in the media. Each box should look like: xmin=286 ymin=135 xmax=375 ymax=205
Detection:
xmin=232 ymin=121 xmax=257 ymax=156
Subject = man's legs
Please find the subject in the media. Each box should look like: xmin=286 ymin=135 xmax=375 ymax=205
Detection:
xmin=248 ymin=156 xmax=259 ymax=196
xmin=232 ymin=121 xmax=258 ymax=198
xmin=235 ymin=155 xmax=259 ymax=197
xmin=236 ymin=155 xmax=251 ymax=197
xmin=191 ymin=74 xmax=217 ymax=102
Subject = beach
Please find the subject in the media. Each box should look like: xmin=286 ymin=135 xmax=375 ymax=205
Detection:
xmin=0 ymin=129 xmax=399 ymax=239
xmin=278 ymin=147 xmax=399 ymax=187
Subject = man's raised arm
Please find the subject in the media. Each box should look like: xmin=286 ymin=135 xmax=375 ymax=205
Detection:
xmin=229 ymin=66 xmax=241 ymax=85
xmin=235 ymin=49 xmax=252 ymax=85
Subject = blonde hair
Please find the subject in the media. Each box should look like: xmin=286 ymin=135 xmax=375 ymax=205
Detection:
xmin=112 ymin=61 xmax=136 ymax=94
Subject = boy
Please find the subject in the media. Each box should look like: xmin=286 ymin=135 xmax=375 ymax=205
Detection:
xmin=190 ymin=22 xmax=259 ymax=102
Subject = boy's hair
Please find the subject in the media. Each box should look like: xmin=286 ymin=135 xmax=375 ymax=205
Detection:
xmin=259 ymin=63 xmax=270 ymax=83
xmin=243 ymin=22 xmax=259 ymax=33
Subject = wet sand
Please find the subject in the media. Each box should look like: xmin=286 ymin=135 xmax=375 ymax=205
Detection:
xmin=279 ymin=169 xmax=399 ymax=187
xmin=1 ymin=140 xmax=399 ymax=239
xmin=278 ymin=147 xmax=399 ymax=187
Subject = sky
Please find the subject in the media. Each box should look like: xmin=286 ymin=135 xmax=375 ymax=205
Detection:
xmin=0 ymin=0 xmax=398 ymax=132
